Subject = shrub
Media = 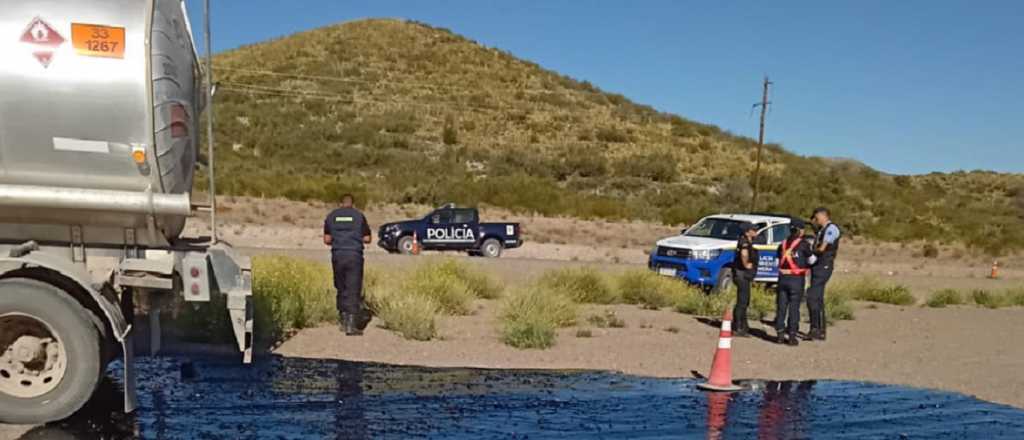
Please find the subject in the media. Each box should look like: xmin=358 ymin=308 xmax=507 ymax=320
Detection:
xmin=427 ymin=258 xmax=503 ymax=299
xmin=499 ymin=286 xmax=579 ymax=349
xmin=616 ymin=270 xmax=701 ymax=309
xmin=833 ymin=277 xmax=916 ymax=306
xmin=825 ymin=292 xmax=856 ymax=323
xmin=250 ymin=256 xmax=336 ymax=343
xmin=926 ymin=289 xmax=964 ymax=308
xmin=442 ymin=115 xmax=458 ymax=145
xmin=594 ymin=126 xmax=630 ymax=143
xmin=672 ymin=290 xmax=735 ymax=317
xmin=368 ymin=286 xmax=439 ymax=341
xmin=402 ymin=263 xmax=477 ymax=315
xmin=538 ymin=267 xmax=618 ymax=304
xmin=748 ymin=285 xmax=777 ymax=321
xmin=971 ymin=289 xmax=1003 ymax=309
xmin=586 ymin=310 xmax=625 ymax=329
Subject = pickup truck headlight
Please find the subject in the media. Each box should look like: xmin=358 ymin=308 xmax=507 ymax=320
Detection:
xmin=691 ymin=249 xmax=722 ymax=261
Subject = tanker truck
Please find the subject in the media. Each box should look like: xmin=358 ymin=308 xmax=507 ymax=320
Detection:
xmin=0 ymin=0 xmax=253 ymax=424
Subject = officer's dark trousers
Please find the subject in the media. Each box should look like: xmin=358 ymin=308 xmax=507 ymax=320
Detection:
xmin=807 ymin=265 xmax=833 ymax=333
xmin=331 ymin=251 xmax=365 ymax=317
xmin=732 ymin=270 xmax=754 ymax=332
xmin=775 ymin=275 xmax=805 ymax=335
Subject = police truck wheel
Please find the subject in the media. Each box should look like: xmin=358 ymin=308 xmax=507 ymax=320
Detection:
xmin=713 ymin=270 xmax=733 ymax=294
xmin=0 ymin=278 xmax=102 ymax=424
xmin=480 ymin=239 xmax=503 ymax=258
xmin=397 ymin=236 xmax=415 ymax=255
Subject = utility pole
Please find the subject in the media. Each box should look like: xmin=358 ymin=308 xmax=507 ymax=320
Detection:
xmin=750 ymin=76 xmax=772 ymax=212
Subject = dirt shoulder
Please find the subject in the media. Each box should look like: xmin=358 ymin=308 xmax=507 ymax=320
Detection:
xmin=276 ymin=297 xmax=1024 ymax=409
xmin=246 ymin=250 xmax=1024 ymax=409
xmin=209 ymin=198 xmax=1024 ymax=407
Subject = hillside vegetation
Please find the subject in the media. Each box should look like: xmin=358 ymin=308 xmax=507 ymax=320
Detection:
xmin=204 ymin=19 xmax=1024 ymax=254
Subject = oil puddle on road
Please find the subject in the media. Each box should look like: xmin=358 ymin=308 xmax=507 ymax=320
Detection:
xmin=17 ymin=355 xmax=1024 ymax=439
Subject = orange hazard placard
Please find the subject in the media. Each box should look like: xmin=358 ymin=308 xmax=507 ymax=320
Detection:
xmin=71 ymin=23 xmax=125 ymax=59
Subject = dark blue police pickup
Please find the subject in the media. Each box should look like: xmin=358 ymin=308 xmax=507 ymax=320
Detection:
xmin=378 ymin=204 xmax=523 ymax=257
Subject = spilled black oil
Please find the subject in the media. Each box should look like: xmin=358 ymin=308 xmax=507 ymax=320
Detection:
xmin=16 ymin=355 xmax=1024 ymax=439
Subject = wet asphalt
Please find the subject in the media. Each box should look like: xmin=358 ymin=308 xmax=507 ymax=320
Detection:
xmin=13 ymin=355 xmax=1024 ymax=439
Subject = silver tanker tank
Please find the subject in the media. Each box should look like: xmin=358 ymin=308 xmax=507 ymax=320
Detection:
xmin=0 ymin=0 xmax=253 ymax=425
xmin=0 ymin=0 xmax=201 ymax=246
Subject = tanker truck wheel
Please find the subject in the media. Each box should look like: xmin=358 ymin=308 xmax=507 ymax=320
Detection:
xmin=0 ymin=278 xmax=102 ymax=424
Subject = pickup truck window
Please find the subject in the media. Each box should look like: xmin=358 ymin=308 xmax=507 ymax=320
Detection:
xmin=769 ymin=224 xmax=789 ymax=244
xmin=431 ymin=210 xmax=453 ymax=225
xmin=453 ymin=209 xmax=477 ymax=223
xmin=685 ymin=218 xmax=745 ymax=240
xmin=753 ymin=223 xmax=770 ymax=244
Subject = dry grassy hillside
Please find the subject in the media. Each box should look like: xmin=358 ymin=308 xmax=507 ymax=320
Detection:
xmin=202 ymin=19 xmax=1024 ymax=254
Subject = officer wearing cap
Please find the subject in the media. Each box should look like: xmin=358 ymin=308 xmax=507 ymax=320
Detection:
xmin=731 ymin=222 xmax=759 ymax=337
xmin=807 ymin=207 xmax=841 ymax=341
xmin=775 ymin=219 xmax=812 ymax=346
xmin=323 ymin=194 xmax=372 ymax=336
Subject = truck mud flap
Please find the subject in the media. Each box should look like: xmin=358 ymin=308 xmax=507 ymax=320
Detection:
xmin=207 ymin=245 xmax=254 ymax=363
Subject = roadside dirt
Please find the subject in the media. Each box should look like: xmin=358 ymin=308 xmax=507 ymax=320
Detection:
xmin=214 ymin=197 xmax=1024 ymax=407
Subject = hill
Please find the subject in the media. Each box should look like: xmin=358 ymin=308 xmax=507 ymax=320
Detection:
xmin=204 ymin=19 xmax=1024 ymax=254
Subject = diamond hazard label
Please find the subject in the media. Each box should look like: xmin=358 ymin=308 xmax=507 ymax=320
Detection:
xmin=20 ymin=17 xmax=64 ymax=68
xmin=20 ymin=17 xmax=64 ymax=47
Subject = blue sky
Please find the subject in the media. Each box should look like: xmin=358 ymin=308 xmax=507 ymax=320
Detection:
xmin=185 ymin=1 xmax=1024 ymax=175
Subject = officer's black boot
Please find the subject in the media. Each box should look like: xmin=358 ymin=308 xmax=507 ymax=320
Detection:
xmin=344 ymin=314 xmax=362 ymax=336
xmin=818 ymin=312 xmax=827 ymax=341
xmin=776 ymin=330 xmax=787 ymax=345
xmin=787 ymin=333 xmax=800 ymax=347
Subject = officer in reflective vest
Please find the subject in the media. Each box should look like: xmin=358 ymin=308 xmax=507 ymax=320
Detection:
xmin=323 ymin=194 xmax=373 ymax=336
xmin=807 ymin=207 xmax=841 ymax=341
xmin=775 ymin=219 xmax=812 ymax=346
xmin=732 ymin=222 xmax=759 ymax=337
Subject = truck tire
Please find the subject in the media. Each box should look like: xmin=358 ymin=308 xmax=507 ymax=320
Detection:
xmin=480 ymin=239 xmax=503 ymax=258
xmin=397 ymin=236 xmax=415 ymax=255
xmin=0 ymin=278 xmax=102 ymax=424
xmin=712 ymin=269 xmax=734 ymax=294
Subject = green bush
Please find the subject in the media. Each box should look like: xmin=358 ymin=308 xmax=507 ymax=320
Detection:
xmin=616 ymin=270 xmax=702 ymax=309
xmin=748 ymin=285 xmax=778 ymax=321
xmin=825 ymin=292 xmax=856 ymax=323
xmin=586 ymin=310 xmax=626 ymax=329
xmin=402 ymin=262 xmax=478 ymax=315
xmin=538 ymin=267 xmax=618 ymax=304
xmin=926 ymin=289 xmax=965 ymax=308
xmin=498 ymin=286 xmax=579 ymax=349
xmin=250 ymin=256 xmax=337 ymax=343
xmin=367 ymin=285 xmax=439 ymax=340
xmin=427 ymin=258 xmax=503 ymax=299
xmin=833 ymin=277 xmax=916 ymax=306
xmin=672 ymin=290 xmax=734 ymax=317
xmin=971 ymin=289 xmax=1004 ymax=309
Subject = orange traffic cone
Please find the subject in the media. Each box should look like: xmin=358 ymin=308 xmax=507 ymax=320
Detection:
xmin=412 ymin=231 xmax=421 ymax=255
xmin=990 ymin=260 xmax=999 ymax=279
xmin=697 ymin=309 xmax=743 ymax=392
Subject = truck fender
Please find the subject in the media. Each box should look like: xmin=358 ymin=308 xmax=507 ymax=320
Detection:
xmin=0 ymin=250 xmax=137 ymax=413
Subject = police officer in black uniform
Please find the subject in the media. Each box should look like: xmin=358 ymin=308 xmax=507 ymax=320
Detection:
xmin=774 ymin=219 xmax=812 ymax=346
xmin=807 ymin=207 xmax=841 ymax=341
xmin=732 ymin=222 xmax=759 ymax=337
xmin=323 ymin=194 xmax=372 ymax=336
